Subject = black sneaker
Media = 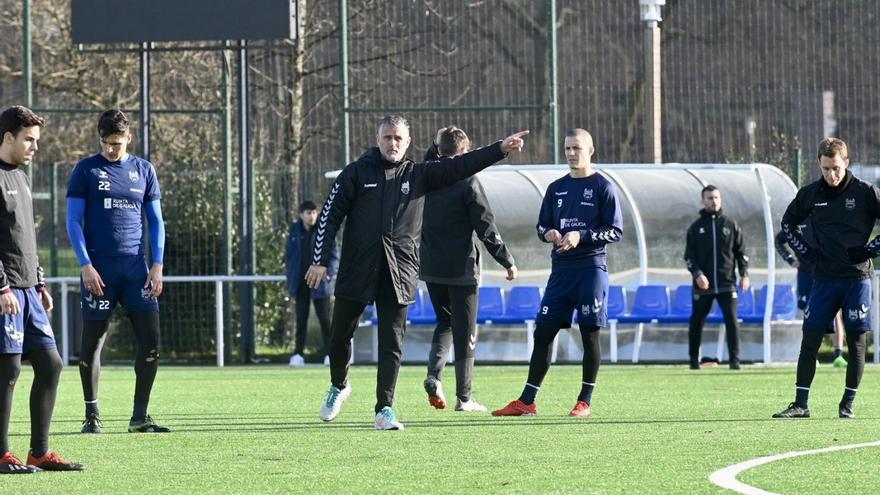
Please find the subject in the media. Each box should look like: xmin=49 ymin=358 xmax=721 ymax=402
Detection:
xmin=81 ymin=413 xmax=102 ymax=434
xmin=128 ymin=415 xmax=171 ymax=433
xmin=729 ymin=360 xmax=741 ymax=370
xmin=689 ymin=361 xmax=700 ymax=370
xmin=772 ymin=402 xmax=810 ymax=418
xmin=839 ymin=402 xmax=854 ymax=419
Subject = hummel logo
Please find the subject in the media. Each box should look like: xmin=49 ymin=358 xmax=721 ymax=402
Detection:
xmin=555 ymin=191 xmax=568 ymax=196
xmin=468 ymin=333 xmax=477 ymax=350
xmin=85 ymin=292 xmax=97 ymax=310
xmin=364 ymin=183 xmax=377 ymax=188
xmin=814 ymin=202 xmax=828 ymax=206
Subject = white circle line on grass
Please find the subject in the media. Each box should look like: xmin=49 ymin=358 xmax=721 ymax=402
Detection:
xmin=709 ymin=439 xmax=880 ymax=495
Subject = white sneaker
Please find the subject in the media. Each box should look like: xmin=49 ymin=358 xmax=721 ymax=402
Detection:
xmin=319 ymin=385 xmax=351 ymax=422
xmin=374 ymin=406 xmax=404 ymax=430
xmin=455 ymin=398 xmax=488 ymax=412
xmin=323 ymin=355 xmax=330 ymax=366
xmin=289 ymin=354 xmax=305 ymax=366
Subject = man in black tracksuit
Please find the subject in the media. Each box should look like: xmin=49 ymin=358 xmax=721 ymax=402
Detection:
xmin=420 ymin=126 xmax=517 ymax=412
xmin=773 ymin=137 xmax=880 ymax=419
xmin=307 ymin=115 xmax=528 ymax=430
xmin=684 ymin=184 xmax=750 ymax=370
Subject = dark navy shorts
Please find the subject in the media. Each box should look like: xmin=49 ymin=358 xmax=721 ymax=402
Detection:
xmin=81 ymin=256 xmax=159 ymax=320
xmin=796 ymin=269 xmax=813 ymax=311
xmin=536 ymin=266 xmax=608 ymax=329
xmin=1 ymin=287 xmax=57 ymax=354
xmin=803 ymin=279 xmax=871 ymax=334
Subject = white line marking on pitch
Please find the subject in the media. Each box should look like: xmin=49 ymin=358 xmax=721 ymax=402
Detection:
xmin=709 ymin=439 xmax=880 ymax=495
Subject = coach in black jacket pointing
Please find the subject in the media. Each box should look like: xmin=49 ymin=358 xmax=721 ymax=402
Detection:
xmin=420 ymin=126 xmax=517 ymax=413
xmin=684 ymin=184 xmax=750 ymax=370
xmin=307 ymin=115 xmax=528 ymax=430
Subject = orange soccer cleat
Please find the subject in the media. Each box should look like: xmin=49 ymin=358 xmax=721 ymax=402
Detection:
xmin=569 ymin=401 xmax=592 ymax=418
xmin=491 ymin=399 xmax=537 ymax=416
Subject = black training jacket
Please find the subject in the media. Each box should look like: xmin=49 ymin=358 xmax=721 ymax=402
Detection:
xmin=313 ymin=142 xmax=507 ymax=305
xmin=781 ymin=170 xmax=880 ymax=282
xmin=419 ymin=143 xmax=515 ymax=286
xmin=0 ymin=160 xmax=46 ymax=291
xmin=684 ymin=208 xmax=749 ymax=295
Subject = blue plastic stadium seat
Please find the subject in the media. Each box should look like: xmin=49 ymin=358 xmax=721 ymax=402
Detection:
xmin=477 ymin=286 xmax=505 ymax=323
xmin=657 ymin=285 xmax=694 ymax=323
xmin=606 ymin=285 xmax=627 ymax=319
xmin=742 ymin=284 xmax=797 ymax=323
xmin=409 ymin=288 xmax=437 ymax=325
xmin=494 ymin=286 xmax=542 ymax=324
xmin=617 ymin=285 xmax=670 ymax=323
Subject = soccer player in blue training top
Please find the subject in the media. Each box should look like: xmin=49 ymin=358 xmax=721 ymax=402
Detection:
xmin=493 ymin=128 xmax=622 ymax=418
xmin=0 ymin=105 xmax=84 ymax=473
xmin=773 ymin=137 xmax=880 ymax=419
xmin=66 ymin=109 xmax=169 ymax=433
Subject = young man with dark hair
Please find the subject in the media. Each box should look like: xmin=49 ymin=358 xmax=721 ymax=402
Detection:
xmin=285 ymin=200 xmax=338 ymax=366
xmin=775 ymin=226 xmax=847 ymax=367
xmin=684 ymin=185 xmax=749 ymax=370
xmin=493 ymin=128 xmax=622 ymax=418
xmin=66 ymin=109 xmax=169 ymax=433
xmin=773 ymin=137 xmax=880 ymax=419
xmin=307 ymin=115 xmax=528 ymax=430
xmin=0 ymin=105 xmax=83 ymax=473
xmin=421 ymin=126 xmax=517 ymax=412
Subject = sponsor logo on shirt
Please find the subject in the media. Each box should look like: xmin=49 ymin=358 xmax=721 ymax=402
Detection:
xmin=130 ymin=188 xmax=144 ymax=193
xmin=559 ymin=217 xmax=587 ymax=230
xmin=104 ymin=198 xmax=136 ymax=209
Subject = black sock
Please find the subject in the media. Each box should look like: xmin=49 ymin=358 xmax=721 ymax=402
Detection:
xmin=834 ymin=347 xmax=843 ymax=358
xmin=0 ymin=354 xmax=22 ymax=455
xmin=519 ymin=383 xmax=540 ymax=405
xmin=577 ymin=382 xmax=595 ymax=404
xmin=79 ymin=319 xmax=109 ymax=414
xmin=842 ymin=387 xmax=857 ymax=405
xmin=794 ymin=331 xmax=823 ymax=406
xmin=578 ymin=327 xmax=601 ymax=404
xmin=844 ymin=330 xmax=866 ymax=404
xmin=130 ymin=311 xmax=161 ymax=419
xmin=26 ymin=349 xmax=62 ymax=457
xmin=85 ymin=400 xmax=99 ymax=417
xmin=521 ymin=323 xmax=561 ymax=404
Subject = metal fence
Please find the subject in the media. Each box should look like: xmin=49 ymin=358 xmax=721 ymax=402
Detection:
xmin=3 ymin=0 xmax=880 ymax=362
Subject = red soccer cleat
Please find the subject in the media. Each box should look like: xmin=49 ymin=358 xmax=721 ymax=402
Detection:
xmin=569 ymin=401 xmax=592 ymax=418
xmin=491 ymin=399 xmax=537 ymax=416
xmin=0 ymin=451 xmax=40 ymax=474
xmin=26 ymin=450 xmax=84 ymax=471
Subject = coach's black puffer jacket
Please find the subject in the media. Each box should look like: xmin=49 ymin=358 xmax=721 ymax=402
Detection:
xmin=313 ymin=143 xmax=506 ymax=305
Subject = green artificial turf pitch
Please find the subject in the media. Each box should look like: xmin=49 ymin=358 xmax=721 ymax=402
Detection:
xmin=3 ymin=364 xmax=880 ymax=493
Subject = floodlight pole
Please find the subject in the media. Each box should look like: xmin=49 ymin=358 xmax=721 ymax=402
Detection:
xmin=640 ymin=0 xmax=664 ymax=164
xmin=238 ymin=40 xmax=256 ymax=363
xmin=140 ymin=42 xmax=151 ymax=161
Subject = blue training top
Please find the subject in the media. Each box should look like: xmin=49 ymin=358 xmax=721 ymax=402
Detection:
xmin=536 ymin=172 xmax=623 ymax=269
xmin=66 ymin=153 xmax=163 ymax=264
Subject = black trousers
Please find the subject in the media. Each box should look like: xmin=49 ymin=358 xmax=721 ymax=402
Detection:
xmin=328 ymin=267 xmax=408 ymax=413
xmin=293 ymin=285 xmax=332 ymax=356
xmin=425 ymin=282 xmax=478 ymax=401
xmin=688 ymin=291 xmax=739 ymax=362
